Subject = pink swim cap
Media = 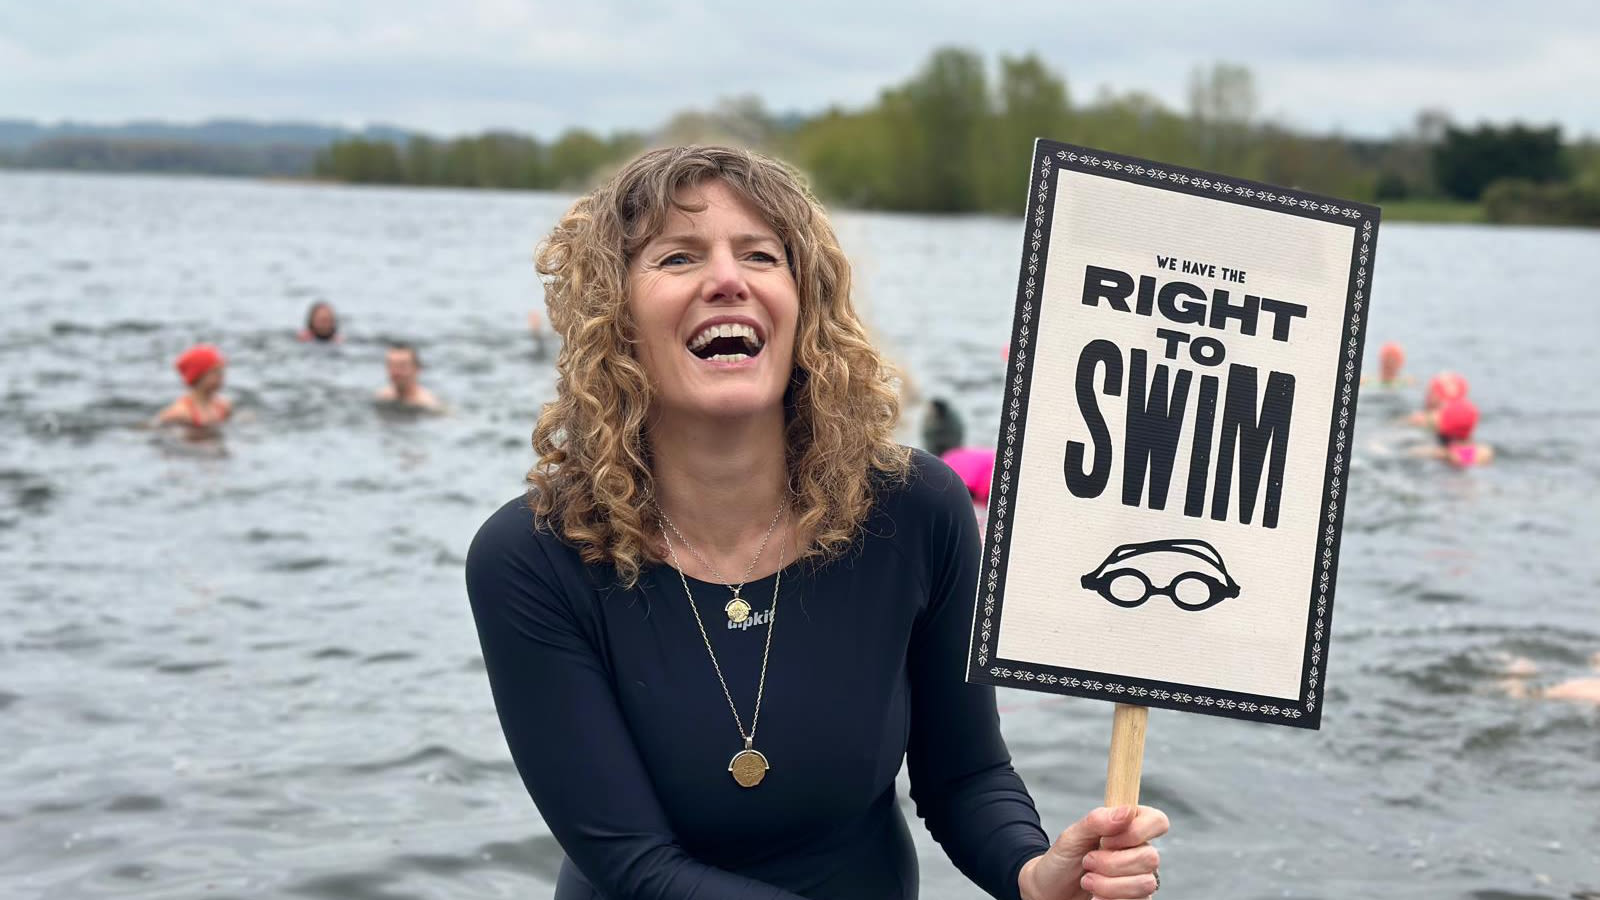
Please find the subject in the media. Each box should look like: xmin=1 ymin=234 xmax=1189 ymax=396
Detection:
xmin=941 ymin=447 xmax=995 ymax=503
xmin=1425 ymin=372 xmax=1468 ymax=410
xmin=1436 ymin=397 xmax=1479 ymax=442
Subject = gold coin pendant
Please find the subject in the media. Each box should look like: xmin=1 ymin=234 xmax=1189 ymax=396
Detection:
xmin=728 ymin=748 xmax=769 ymax=787
xmin=725 ymin=597 xmax=752 ymax=624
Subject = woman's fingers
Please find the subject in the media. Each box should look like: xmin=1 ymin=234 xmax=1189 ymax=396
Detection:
xmin=1082 ymin=843 xmax=1160 ymax=878
xmin=1097 ymin=805 xmax=1170 ymax=850
xmin=1080 ymin=870 xmax=1160 ymax=899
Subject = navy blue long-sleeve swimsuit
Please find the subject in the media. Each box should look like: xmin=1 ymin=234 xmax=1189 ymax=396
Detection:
xmin=465 ymin=450 xmax=1051 ymax=900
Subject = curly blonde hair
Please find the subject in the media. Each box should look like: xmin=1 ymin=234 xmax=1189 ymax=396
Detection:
xmin=529 ymin=145 xmax=910 ymax=586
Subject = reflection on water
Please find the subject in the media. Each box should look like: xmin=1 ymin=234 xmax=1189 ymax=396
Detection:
xmin=1 ymin=172 xmax=1597 ymax=899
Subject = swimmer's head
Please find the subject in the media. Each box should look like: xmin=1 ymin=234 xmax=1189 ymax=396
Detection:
xmin=386 ymin=343 xmax=422 ymax=389
xmin=1436 ymin=397 xmax=1478 ymax=443
xmin=923 ymin=397 xmax=965 ymax=458
xmin=306 ymin=302 xmax=339 ymax=341
xmin=1425 ymin=371 xmax=1468 ymax=410
xmin=1378 ymin=342 xmax=1404 ymax=380
xmin=176 ymin=344 xmax=225 ymax=390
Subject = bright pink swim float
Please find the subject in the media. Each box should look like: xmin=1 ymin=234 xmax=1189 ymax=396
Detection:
xmin=941 ymin=446 xmax=996 ymax=503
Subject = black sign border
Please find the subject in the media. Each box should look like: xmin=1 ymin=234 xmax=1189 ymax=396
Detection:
xmin=965 ymin=139 xmax=1381 ymax=730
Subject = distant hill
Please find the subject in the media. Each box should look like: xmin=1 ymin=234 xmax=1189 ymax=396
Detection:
xmin=0 ymin=118 xmax=415 ymax=151
xmin=0 ymin=117 xmax=419 ymax=177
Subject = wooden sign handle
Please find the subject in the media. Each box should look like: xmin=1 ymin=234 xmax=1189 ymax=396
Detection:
xmin=1104 ymin=703 xmax=1148 ymax=807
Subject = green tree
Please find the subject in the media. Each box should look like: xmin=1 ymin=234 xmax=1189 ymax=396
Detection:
xmin=1187 ymin=62 xmax=1257 ymax=170
xmin=1433 ymin=123 xmax=1568 ymax=201
xmin=899 ymin=47 xmax=992 ymax=212
xmin=315 ymin=138 xmax=403 ymax=183
xmin=987 ymin=53 xmax=1071 ymax=210
xmin=786 ymin=106 xmax=899 ymax=208
xmin=546 ymin=129 xmax=610 ymax=190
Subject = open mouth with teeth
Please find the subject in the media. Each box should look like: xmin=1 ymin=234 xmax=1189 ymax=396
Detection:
xmin=687 ymin=322 xmax=765 ymax=363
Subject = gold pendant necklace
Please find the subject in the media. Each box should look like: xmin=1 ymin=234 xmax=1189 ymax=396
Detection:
xmin=661 ymin=514 xmax=785 ymax=788
xmin=728 ymin=738 xmax=770 ymax=788
xmin=661 ymin=503 xmax=784 ymax=623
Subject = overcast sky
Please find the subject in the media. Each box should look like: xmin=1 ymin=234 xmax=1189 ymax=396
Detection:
xmin=3 ymin=1 xmax=1597 ymax=139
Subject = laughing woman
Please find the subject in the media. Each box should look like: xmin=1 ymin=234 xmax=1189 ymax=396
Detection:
xmin=465 ymin=146 xmax=1169 ymax=900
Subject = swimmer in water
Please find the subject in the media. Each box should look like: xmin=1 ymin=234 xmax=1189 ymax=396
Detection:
xmin=298 ymin=302 xmax=342 ymax=343
xmin=1362 ymin=341 xmax=1414 ymax=388
xmin=923 ymin=401 xmax=991 ymax=513
xmin=528 ymin=309 xmax=549 ymax=358
xmin=1411 ymin=397 xmax=1493 ymax=467
xmin=922 ymin=397 xmax=965 ymax=458
xmin=155 ymin=344 xmax=232 ymax=428
xmin=1406 ymin=370 xmax=1469 ymax=427
xmin=376 ymin=342 xmax=442 ymax=411
xmin=1496 ymin=652 xmax=1600 ymax=704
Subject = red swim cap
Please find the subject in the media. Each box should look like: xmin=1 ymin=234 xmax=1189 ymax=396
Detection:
xmin=1379 ymin=342 xmax=1404 ymax=367
xmin=1425 ymin=372 xmax=1468 ymax=410
xmin=175 ymin=344 xmax=225 ymax=385
xmin=1436 ymin=397 xmax=1478 ymax=442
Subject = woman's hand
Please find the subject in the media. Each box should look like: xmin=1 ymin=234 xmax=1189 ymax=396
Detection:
xmin=1018 ymin=805 xmax=1169 ymax=900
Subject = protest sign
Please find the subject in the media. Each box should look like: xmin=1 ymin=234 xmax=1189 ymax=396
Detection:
xmin=967 ymin=140 xmax=1380 ymax=732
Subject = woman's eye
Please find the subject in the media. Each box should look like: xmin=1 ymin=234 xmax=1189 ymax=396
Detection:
xmin=746 ymin=251 xmax=780 ymax=264
xmin=658 ymin=252 xmax=693 ymax=266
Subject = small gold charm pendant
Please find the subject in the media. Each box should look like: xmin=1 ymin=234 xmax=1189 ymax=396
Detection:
xmin=725 ymin=596 xmax=752 ymax=624
xmin=729 ymin=740 xmax=769 ymax=787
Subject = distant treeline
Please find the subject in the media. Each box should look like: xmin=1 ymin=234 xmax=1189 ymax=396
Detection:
xmin=2 ymin=136 xmax=320 ymax=176
xmin=8 ymin=48 xmax=1597 ymax=226
xmin=310 ymin=50 xmax=1600 ymax=226
xmin=313 ymin=130 xmax=646 ymax=190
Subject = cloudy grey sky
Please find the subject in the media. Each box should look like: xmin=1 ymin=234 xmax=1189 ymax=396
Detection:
xmin=3 ymin=0 xmax=1597 ymax=138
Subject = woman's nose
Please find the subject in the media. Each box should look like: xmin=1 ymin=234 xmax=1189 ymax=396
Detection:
xmin=703 ymin=246 xmax=748 ymax=304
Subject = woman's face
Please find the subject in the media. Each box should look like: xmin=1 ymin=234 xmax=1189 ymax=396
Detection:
xmin=627 ymin=180 xmax=798 ymax=425
xmin=196 ymin=366 xmax=225 ymax=393
xmin=310 ymin=305 xmax=338 ymax=339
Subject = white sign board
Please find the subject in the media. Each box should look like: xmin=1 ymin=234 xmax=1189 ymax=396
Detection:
xmin=966 ymin=140 xmax=1380 ymax=729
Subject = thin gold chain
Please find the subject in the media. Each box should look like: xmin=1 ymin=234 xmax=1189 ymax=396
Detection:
xmin=660 ymin=501 xmax=784 ymax=599
xmin=661 ymin=517 xmax=785 ymax=745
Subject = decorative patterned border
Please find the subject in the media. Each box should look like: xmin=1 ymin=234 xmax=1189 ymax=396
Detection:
xmin=1049 ymin=148 xmax=1369 ymax=220
xmin=983 ymin=666 xmax=1303 ymax=721
xmin=972 ymin=151 xmax=1052 ymax=674
xmin=967 ymin=140 xmax=1381 ymax=730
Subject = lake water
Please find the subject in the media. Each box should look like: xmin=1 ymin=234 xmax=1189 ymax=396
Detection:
xmin=2 ymin=171 xmax=1597 ymax=899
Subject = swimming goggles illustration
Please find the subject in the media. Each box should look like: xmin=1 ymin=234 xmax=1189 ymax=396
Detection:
xmin=1079 ymin=539 xmax=1240 ymax=612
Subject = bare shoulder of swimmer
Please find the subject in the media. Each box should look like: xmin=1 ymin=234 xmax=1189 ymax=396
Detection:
xmin=1542 ymin=678 xmax=1600 ymax=703
xmin=154 ymin=401 xmax=189 ymax=425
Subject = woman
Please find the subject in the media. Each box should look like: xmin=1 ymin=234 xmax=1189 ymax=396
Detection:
xmin=155 ymin=343 xmax=231 ymax=428
xmin=1406 ymin=370 xmax=1468 ymax=428
xmin=1414 ymin=397 xmax=1494 ymax=467
xmin=465 ymin=146 xmax=1168 ymax=900
xmin=298 ymin=301 xmax=342 ymax=342
xmin=1360 ymin=341 xmax=1413 ymax=388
